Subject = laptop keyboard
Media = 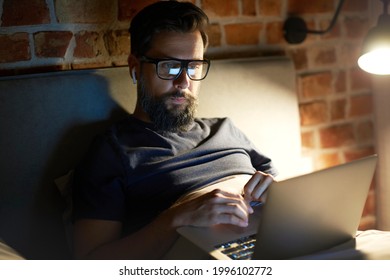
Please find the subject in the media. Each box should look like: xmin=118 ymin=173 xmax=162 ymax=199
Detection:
xmin=214 ymin=234 xmax=257 ymax=260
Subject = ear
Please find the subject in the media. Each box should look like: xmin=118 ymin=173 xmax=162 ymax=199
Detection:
xmin=128 ymin=55 xmax=139 ymax=84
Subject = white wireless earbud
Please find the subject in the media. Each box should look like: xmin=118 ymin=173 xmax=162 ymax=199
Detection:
xmin=131 ymin=68 xmax=137 ymax=84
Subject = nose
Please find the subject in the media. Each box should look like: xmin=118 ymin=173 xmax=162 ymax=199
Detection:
xmin=173 ymin=68 xmax=190 ymax=90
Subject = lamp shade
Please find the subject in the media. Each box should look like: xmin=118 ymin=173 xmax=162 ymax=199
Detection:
xmin=358 ymin=14 xmax=390 ymax=75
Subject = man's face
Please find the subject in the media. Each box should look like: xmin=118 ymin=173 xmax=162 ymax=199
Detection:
xmin=137 ymin=31 xmax=205 ymax=132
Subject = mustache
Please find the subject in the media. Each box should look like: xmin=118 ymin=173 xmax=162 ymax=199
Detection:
xmin=159 ymin=91 xmax=196 ymax=103
xmin=163 ymin=91 xmax=187 ymax=99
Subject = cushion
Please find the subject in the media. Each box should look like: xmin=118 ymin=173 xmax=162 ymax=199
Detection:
xmin=54 ymin=170 xmax=74 ymax=252
xmin=0 ymin=240 xmax=25 ymax=260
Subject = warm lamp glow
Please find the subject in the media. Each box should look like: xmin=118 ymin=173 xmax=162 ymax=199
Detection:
xmin=358 ymin=0 xmax=390 ymax=75
xmin=358 ymin=48 xmax=390 ymax=75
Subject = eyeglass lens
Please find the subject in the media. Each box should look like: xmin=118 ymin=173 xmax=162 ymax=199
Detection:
xmin=158 ymin=60 xmax=209 ymax=80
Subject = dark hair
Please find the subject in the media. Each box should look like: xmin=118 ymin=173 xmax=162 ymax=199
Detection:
xmin=129 ymin=1 xmax=209 ymax=56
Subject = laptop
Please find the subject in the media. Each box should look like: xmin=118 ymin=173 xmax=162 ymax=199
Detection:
xmin=176 ymin=154 xmax=378 ymax=260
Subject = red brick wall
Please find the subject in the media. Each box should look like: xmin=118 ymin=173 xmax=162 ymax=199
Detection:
xmin=0 ymin=0 xmax=376 ymax=229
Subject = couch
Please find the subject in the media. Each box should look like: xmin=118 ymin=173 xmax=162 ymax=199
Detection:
xmin=0 ymin=56 xmax=313 ymax=259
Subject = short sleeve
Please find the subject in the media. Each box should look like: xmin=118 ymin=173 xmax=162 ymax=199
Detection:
xmin=72 ymin=132 xmax=127 ymax=222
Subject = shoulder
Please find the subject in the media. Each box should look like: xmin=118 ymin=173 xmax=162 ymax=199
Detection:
xmin=195 ymin=117 xmax=235 ymax=128
xmin=94 ymin=115 xmax=148 ymax=145
xmin=194 ymin=117 xmax=244 ymax=138
xmin=82 ymin=116 xmax=139 ymax=165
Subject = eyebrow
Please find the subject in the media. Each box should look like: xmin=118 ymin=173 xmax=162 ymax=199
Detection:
xmin=146 ymin=53 xmax=204 ymax=61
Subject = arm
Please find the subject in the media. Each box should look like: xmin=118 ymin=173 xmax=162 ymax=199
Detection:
xmin=72 ymin=213 xmax=178 ymax=260
xmin=73 ymin=188 xmax=253 ymax=259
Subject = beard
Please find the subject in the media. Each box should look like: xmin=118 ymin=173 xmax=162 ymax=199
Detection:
xmin=137 ymin=77 xmax=198 ymax=133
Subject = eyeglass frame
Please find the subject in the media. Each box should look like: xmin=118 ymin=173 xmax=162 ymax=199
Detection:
xmin=139 ymin=56 xmax=211 ymax=81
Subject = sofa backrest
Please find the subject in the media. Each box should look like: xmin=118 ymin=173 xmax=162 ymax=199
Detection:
xmin=0 ymin=57 xmax=301 ymax=259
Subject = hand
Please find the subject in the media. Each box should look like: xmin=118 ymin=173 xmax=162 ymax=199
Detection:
xmin=243 ymin=171 xmax=274 ymax=202
xmin=168 ymin=188 xmax=253 ymax=228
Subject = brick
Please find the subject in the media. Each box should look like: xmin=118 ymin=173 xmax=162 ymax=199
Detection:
xmin=259 ymin=0 xmax=282 ymax=16
xmin=242 ymin=0 xmax=256 ymax=16
xmin=349 ymin=94 xmax=373 ymax=117
xmin=287 ymin=48 xmax=308 ymax=70
xmin=344 ymin=17 xmax=369 ymax=39
xmin=34 ymin=31 xmax=73 ymax=58
xmin=55 ymin=0 xmax=116 ymax=23
xmin=206 ymin=23 xmax=222 ymax=47
xmin=344 ymin=146 xmax=376 ymax=162
xmin=225 ymin=23 xmax=262 ymax=45
xmin=299 ymin=101 xmax=327 ymax=126
xmin=202 ymin=0 xmax=239 ymax=17
xmin=319 ymin=124 xmax=355 ymax=148
xmin=288 ymin=0 xmax=334 ymax=14
xmin=312 ymin=46 xmax=337 ymax=66
xmin=335 ymin=70 xmax=346 ymax=93
xmin=340 ymin=43 xmax=361 ymax=67
xmin=265 ymin=22 xmax=284 ymax=44
xmin=72 ymin=61 xmax=112 ymax=70
xmin=1 ymin=0 xmax=50 ymax=26
xmin=331 ymin=98 xmax=346 ymax=121
xmin=350 ymin=67 xmax=371 ymax=91
xmin=73 ymin=31 xmax=106 ymax=58
xmin=104 ymin=30 xmax=130 ymax=56
xmin=0 ymin=33 xmax=30 ymax=63
xmin=111 ymin=58 xmax=129 ymax=67
xmin=299 ymin=72 xmax=332 ymax=99
xmin=118 ymin=0 xmax=159 ymax=21
xmin=301 ymin=131 xmax=314 ymax=148
xmin=343 ymin=0 xmax=369 ymax=12
xmin=315 ymin=152 xmax=341 ymax=169
xmin=356 ymin=121 xmax=374 ymax=143
xmin=320 ymin=20 xmax=341 ymax=39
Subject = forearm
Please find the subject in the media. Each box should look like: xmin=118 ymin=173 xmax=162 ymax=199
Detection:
xmin=77 ymin=211 xmax=179 ymax=260
xmin=74 ymin=185 xmax=254 ymax=259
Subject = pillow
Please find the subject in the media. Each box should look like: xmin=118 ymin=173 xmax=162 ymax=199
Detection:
xmin=0 ymin=239 xmax=25 ymax=260
xmin=54 ymin=169 xmax=74 ymax=252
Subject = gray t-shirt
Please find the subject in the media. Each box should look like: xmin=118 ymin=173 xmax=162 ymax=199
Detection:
xmin=72 ymin=115 xmax=276 ymax=234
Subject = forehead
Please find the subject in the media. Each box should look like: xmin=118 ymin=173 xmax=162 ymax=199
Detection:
xmin=147 ymin=31 xmax=205 ymax=59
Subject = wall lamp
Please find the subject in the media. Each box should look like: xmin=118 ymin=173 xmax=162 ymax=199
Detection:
xmin=358 ymin=0 xmax=390 ymax=75
xmin=284 ymin=0 xmax=390 ymax=75
xmin=283 ymin=0 xmax=345 ymax=44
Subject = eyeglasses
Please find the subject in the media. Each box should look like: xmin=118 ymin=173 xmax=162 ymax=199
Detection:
xmin=140 ymin=56 xmax=210 ymax=81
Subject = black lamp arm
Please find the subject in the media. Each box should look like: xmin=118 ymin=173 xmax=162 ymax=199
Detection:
xmin=284 ymin=0 xmax=345 ymax=44
xmin=306 ymin=0 xmax=345 ymax=35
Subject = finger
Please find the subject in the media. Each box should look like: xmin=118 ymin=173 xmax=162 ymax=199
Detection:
xmin=243 ymin=172 xmax=264 ymax=196
xmin=216 ymin=213 xmax=249 ymax=227
xmin=199 ymin=190 xmax=253 ymax=225
xmin=205 ymin=206 xmax=249 ymax=227
xmin=208 ymin=189 xmax=253 ymax=214
xmin=251 ymin=175 xmax=273 ymax=201
xmin=206 ymin=201 xmax=251 ymax=227
xmin=173 ymin=189 xmax=253 ymax=228
xmin=219 ymin=203 xmax=249 ymax=222
xmin=243 ymin=171 xmax=269 ymax=201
